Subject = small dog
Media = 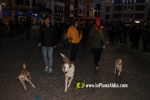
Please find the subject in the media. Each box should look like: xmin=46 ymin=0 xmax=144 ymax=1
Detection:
xmin=114 ymin=59 xmax=123 ymax=76
xmin=18 ymin=63 xmax=35 ymax=90
xmin=60 ymin=53 xmax=75 ymax=92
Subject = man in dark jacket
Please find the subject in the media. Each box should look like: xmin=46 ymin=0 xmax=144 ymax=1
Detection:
xmin=38 ymin=15 xmax=57 ymax=73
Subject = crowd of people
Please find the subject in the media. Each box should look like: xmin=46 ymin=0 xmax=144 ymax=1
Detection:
xmin=1 ymin=17 xmax=150 ymax=71
xmin=106 ymin=20 xmax=150 ymax=54
xmin=0 ymin=19 xmax=32 ymax=39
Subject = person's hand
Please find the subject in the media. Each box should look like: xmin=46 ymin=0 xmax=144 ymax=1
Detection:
xmin=53 ymin=45 xmax=57 ymax=49
xmin=38 ymin=43 xmax=41 ymax=47
xmin=68 ymin=37 xmax=72 ymax=41
xmin=105 ymin=41 xmax=109 ymax=45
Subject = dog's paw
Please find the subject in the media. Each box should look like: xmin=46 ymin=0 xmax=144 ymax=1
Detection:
xmin=118 ymin=73 xmax=121 ymax=76
xmin=24 ymin=87 xmax=27 ymax=90
xmin=67 ymin=84 xmax=71 ymax=88
xmin=64 ymin=89 xmax=67 ymax=92
xmin=33 ymin=85 xmax=35 ymax=88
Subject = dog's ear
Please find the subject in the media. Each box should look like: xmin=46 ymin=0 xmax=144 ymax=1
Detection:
xmin=23 ymin=63 xmax=26 ymax=68
xmin=115 ymin=59 xmax=118 ymax=63
xmin=121 ymin=59 xmax=123 ymax=63
xmin=60 ymin=53 xmax=70 ymax=63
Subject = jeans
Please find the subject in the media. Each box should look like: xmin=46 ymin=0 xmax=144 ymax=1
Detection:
xmin=41 ymin=46 xmax=53 ymax=69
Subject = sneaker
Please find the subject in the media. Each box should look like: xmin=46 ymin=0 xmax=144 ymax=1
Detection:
xmin=44 ymin=66 xmax=49 ymax=72
xmin=95 ymin=66 xmax=98 ymax=70
xmin=98 ymin=61 xmax=100 ymax=66
xmin=140 ymin=51 xmax=147 ymax=54
xmin=48 ymin=68 xmax=52 ymax=73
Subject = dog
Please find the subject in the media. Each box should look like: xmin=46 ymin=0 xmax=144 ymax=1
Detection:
xmin=114 ymin=59 xmax=123 ymax=76
xmin=18 ymin=63 xmax=35 ymax=90
xmin=60 ymin=53 xmax=75 ymax=92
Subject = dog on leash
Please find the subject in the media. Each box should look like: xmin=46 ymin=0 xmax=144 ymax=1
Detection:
xmin=114 ymin=59 xmax=123 ymax=76
xmin=18 ymin=63 xmax=35 ymax=90
xmin=60 ymin=53 xmax=75 ymax=92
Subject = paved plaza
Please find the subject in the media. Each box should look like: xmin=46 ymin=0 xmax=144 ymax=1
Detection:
xmin=0 ymin=31 xmax=150 ymax=100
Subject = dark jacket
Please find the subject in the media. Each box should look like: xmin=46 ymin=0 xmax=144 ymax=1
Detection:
xmin=38 ymin=24 xmax=57 ymax=47
xmin=89 ymin=25 xmax=109 ymax=48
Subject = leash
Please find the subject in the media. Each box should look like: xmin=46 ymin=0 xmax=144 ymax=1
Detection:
xmin=69 ymin=42 xmax=71 ymax=59
xmin=27 ymin=47 xmax=40 ymax=67
xmin=106 ymin=43 xmax=119 ymax=59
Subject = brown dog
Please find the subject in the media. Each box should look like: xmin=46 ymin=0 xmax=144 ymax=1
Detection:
xmin=114 ymin=59 xmax=123 ymax=76
xmin=18 ymin=63 xmax=35 ymax=90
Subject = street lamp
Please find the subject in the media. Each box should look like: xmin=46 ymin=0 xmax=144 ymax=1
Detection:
xmin=0 ymin=2 xmax=6 ymax=20
xmin=0 ymin=2 xmax=2 ymax=19
xmin=91 ymin=8 xmax=98 ymax=19
xmin=91 ymin=8 xmax=94 ymax=19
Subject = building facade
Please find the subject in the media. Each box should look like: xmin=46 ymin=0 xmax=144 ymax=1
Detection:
xmin=1 ymin=0 xmax=51 ymax=24
xmin=106 ymin=0 xmax=150 ymax=24
xmin=83 ymin=0 xmax=105 ymax=20
xmin=1 ymin=0 xmax=150 ymax=25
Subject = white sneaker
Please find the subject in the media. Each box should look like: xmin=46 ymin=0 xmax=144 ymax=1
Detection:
xmin=95 ymin=66 xmax=98 ymax=70
xmin=44 ymin=66 xmax=49 ymax=72
xmin=98 ymin=61 xmax=101 ymax=66
xmin=48 ymin=68 xmax=52 ymax=73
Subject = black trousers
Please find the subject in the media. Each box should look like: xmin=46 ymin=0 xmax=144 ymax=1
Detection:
xmin=69 ymin=43 xmax=80 ymax=62
xmin=92 ymin=48 xmax=103 ymax=67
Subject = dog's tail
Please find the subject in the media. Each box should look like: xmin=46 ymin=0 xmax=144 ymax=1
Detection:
xmin=23 ymin=63 xmax=27 ymax=68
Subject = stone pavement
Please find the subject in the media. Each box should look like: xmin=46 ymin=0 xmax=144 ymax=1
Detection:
xmin=0 ymin=31 xmax=150 ymax=100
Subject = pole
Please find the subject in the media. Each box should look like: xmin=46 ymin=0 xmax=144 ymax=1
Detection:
xmin=0 ymin=2 xmax=2 ymax=20
xmin=97 ymin=8 xmax=98 ymax=17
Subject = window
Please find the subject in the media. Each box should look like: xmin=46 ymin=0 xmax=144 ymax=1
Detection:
xmin=114 ymin=6 xmax=121 ymax=11
xmin=96 ymin=4 xmax=101 ymax=10
xmin=44 ymin=2 xmax=46 ymax=8
xmin=131 ymin=6 xmax=133 ymax=10
xmin=135 ymin=14 xmax=144 ymax=19
xmin=86 ymin=11 xmax=89 ymax=16
xmin=25 ymin=0 xmax=30 ymax=6
xmin=136 ymin=5 xmax=145 ymax=11
xmin=124 ymin=14 xmax=126 ymax=18
xmin=113 ymin=14 xmax=122 ymax=19
xmin=136 ymin=0 xmax=145 ymax=3
xmin=54 ymin=6 xmax=57 ymax=13
xmin=16 ymin=0 xmax=24 ymax=5
xmin=79 ymin=9 xmax=81 ymax=14
xmin=105 ymin=7 xmax=110 ymax=13
xmin=87 ymin=4 xmax=89 ymax=9
xmin=105 ymin=15 xmax=110 ymax=20
xmin=79 ymin=0 xmax=82 ymax=4
xmin=114 ymin=0 xmax=122 ymax=3
xmin=32 ymin=0 xmax=36 ymax=7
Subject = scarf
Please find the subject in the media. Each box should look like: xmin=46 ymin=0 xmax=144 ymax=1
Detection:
xmin=95 ymin=24 xmax=102 ymax=30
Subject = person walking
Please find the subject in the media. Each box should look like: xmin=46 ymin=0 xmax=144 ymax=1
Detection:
xmin=89 ymin=17 xmax=109 ymax=70
xmin=0 ymin=20 xmax=5 ymax=57
xmin=67 ymin=20 xmax=82 ymax=62
xmin=38 ymin=15 xmax=57 ymax=73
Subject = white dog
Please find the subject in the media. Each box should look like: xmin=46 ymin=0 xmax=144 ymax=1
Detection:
xmin=18 ymin=63 xmax=35 ymax=90
xmin=60 ymin=53 xmax=75 ymax=92
xmin=114 ymin=59 xmax=123 ymax=76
